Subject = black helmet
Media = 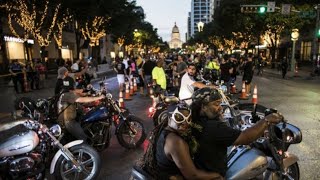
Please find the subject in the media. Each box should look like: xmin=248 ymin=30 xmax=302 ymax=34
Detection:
xmin=192 ymin=87 xmax=221 ymax=105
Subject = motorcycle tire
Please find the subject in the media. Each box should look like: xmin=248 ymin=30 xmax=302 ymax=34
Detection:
xmin=54 ymin=143 xmax=101 ymax=180
xmin=285 ymin=162 xmax=300 ymax=180
xmin=117 ymin=115 xmax=146 ymax=149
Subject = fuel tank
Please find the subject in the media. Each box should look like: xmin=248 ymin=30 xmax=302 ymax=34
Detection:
xmin=81 ymin=106 xmax=109 ymax=123
xmin=226 ymin=146 xmax=268 ymax=180
xmin=0 ymin=130 xmax=39 ymax=158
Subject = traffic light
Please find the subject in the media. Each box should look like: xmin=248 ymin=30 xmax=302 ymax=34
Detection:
xmin=241 ymin=5 xmax=267 ymax=14
xmin=258 ymin=6 xmax=266 ymax=14
xmin=317 ymin=28 xmax=320 ymax=37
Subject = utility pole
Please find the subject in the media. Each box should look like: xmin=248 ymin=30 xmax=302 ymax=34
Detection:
xmin=313 ymin=4 xmax=320 ymax=70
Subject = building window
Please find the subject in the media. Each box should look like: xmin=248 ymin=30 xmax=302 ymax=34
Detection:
xmin=300 ymin=41 xmax=311 ymax=61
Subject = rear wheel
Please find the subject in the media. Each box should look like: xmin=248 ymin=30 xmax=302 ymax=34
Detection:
xmin=117 ymin=115 xmax=146 ymax=149
xmin=54 ymin=144 xmax=101 ymax=180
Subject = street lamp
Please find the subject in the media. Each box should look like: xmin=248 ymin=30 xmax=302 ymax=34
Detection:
xmin=291 ymin=29 xmax=299 ymax=72
xmin=197 ymin=21 xmax=204 ymax=32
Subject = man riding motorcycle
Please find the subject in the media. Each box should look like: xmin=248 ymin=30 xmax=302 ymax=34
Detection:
xmin=56 ymin=67 xmax=104 ymax=142
xmin=191 ymin=87 xmax=283 ymax=177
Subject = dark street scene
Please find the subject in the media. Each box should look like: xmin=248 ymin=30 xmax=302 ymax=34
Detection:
xmin=0 ymin=0 xmax=320 ymax=180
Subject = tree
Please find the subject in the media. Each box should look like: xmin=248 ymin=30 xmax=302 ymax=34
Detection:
xmin=1 ymin=0 xmax=64 ymax=59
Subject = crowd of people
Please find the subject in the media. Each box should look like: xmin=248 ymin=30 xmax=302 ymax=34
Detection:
xmin=111 ymin=52 xmax=267 ymax=101
xmin=8 ymin=59 xmax=47 ymax=94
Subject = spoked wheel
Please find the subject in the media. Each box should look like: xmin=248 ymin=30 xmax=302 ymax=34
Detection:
xmin=117 ymin=115 xmax=146 ymax=149
xmin=54 ymin=144 xmax=101 ymax=180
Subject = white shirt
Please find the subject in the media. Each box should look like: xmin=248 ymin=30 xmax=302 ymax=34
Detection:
xmin=179 ymin=72 xmax=195 ymax=105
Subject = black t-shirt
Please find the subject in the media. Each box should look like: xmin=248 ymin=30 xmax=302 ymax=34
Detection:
xmin=143 ymin=61 xmax=156 ymax=75
xmin=220 ymin=62 xmax=232 ymax=81
xmin=243 ymin=61 xmax=254 ymax=79
xmin=116 ymin=62 xmax=126 ymax=74
xmin=194 ymin=117 xmax=241 ymax=176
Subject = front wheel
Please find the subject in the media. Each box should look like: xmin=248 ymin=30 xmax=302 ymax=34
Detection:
xmin=285 ymin=162 xmax=300 ymax=180
xmin=54 ymin=144 xmax=101 ymax=180
xmin=117 ymin=115 xmax=146 ymax=149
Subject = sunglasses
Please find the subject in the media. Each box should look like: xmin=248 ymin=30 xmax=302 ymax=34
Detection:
xmin=171 ymin=106 xmax=192 ymax=124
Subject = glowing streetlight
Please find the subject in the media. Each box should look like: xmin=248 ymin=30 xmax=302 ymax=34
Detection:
xmin=197 ymin=21 xmax=204 ymax=32
xmin=291 ymin=29 xmax=299 ymax=73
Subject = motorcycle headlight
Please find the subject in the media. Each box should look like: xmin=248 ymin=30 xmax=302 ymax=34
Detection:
xmin=106 ymin=93 xmax=112 ymax=99
xmin=49 ymin=124 xmax=62 ymax=137
xmin=221 ymin=85 xmax=228 ymax=94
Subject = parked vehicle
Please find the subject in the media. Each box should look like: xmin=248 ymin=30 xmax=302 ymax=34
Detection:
xmin=131 ymin=109 xmax=302 ymax=180
xmin=0 ymin=109 xmax=101 ymax=179
xmin=14 ymin=85 xmax=147 ymax=152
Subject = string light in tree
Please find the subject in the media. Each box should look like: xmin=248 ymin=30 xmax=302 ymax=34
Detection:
xmin=1 ymin=0 xmax=61 ymax=47
xmin=80 ymin=16 xmax=108 ymax=46
xmin=54 ymin=14 xmax=72 ymax=48
xmin=117 ymin=36 xmax=125 ymax=48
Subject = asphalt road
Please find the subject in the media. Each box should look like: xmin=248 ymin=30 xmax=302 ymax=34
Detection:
xmin=1 ymin=70 xmax=320 ymax=180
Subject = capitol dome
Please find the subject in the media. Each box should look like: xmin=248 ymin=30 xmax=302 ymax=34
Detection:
xmin=172 ymin=23 xmax=179 ymax=33
xmin=169 ymin=22 xmax=182 ymax=49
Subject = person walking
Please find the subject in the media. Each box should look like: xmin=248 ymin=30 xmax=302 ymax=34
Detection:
xmin=281 ymin=57 xmax=288 ymax=79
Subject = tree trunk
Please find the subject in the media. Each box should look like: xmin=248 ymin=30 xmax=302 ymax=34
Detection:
xmin=75 ymin=30 xmax=81 ymax=60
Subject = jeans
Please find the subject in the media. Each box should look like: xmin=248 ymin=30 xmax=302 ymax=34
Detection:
xmin=65 ymin=120 xmax=88 ymax=142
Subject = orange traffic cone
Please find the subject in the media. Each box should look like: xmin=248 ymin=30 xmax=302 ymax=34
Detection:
xmin=119 ymin=91 xmax=125 ymax=108
xmin=130 ymin=81 xmax=135 ymax=96
xmin=239 ymin=82 xmax=249 ymax=100
xmin=133 ymin=78 xmax=138 ymax=92
xmin=230 ymin=83 xmax=237 ymax=94
xmin=252 ymin=85 xmax=258 ymax=104
xmin=124 ymin=82 xmax=132 ymax=100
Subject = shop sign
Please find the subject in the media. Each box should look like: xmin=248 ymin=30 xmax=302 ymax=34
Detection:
xmin=4 ymin=36 xmax=34 ymax=44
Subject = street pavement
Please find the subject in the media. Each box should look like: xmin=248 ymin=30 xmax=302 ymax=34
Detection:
xmin=0 ymin=65 xmax=319 ymax=179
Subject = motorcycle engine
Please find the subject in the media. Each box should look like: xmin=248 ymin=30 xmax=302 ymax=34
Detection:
xmin=9 ymin=156 xmax=35 ymax=172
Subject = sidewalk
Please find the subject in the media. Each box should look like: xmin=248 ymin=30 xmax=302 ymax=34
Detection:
xmin=0 ymin=66 xmax=115 ymax=113
xmin=262 ymin=65 xmax=320 ymax=82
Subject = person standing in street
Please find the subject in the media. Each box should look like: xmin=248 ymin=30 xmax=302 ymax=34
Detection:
xmin=174 ymin=55 xmax=187 ymax=86
xmin=281 ymin=57 xmax=288 ymax=79
xmin=152 ymin=59 xmax=166 ymax=90
xmin=114 ymin=58 xmax=127 ymax=92
xmin=242 ymin=53 xmax=255 ymax=96
xmin=9 ymin=59 xmax=25 ymax=93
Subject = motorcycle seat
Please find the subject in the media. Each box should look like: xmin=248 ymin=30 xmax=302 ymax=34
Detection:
xmin=164 ymin=96 xmax=179 ymax=103
xmin=0 ymin=124 xmax=29 ymax=144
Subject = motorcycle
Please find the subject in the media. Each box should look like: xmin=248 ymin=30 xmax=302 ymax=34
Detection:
xmin=147 ymin=84 xmax=179 ymax=126
xmin=1 ymin=104 xmax=101 ymax=179
xmin=14 ymin=88 xmax=147 ymax=152
xmin=131 ymin=109 xmax=302 ymax=180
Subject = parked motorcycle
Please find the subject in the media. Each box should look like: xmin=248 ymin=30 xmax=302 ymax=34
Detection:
xmin=0 ymin=107 xmax=101 ymax=179
xmin=131 ymin=109 xmax=302 ymax=180
xmin=14 ymin=89 xmax=147 ymax=152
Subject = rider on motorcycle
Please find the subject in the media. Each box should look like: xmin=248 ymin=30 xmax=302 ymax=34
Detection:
xmin=191 ymin=87 xmax=283 ymax=177
xmin=56 ymin=67 xmax=105 ymax=142
xmin=179 ymin=63 xmax=215 ymax=105
xmin=140 ymin=103 xmax=222 ymax=179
